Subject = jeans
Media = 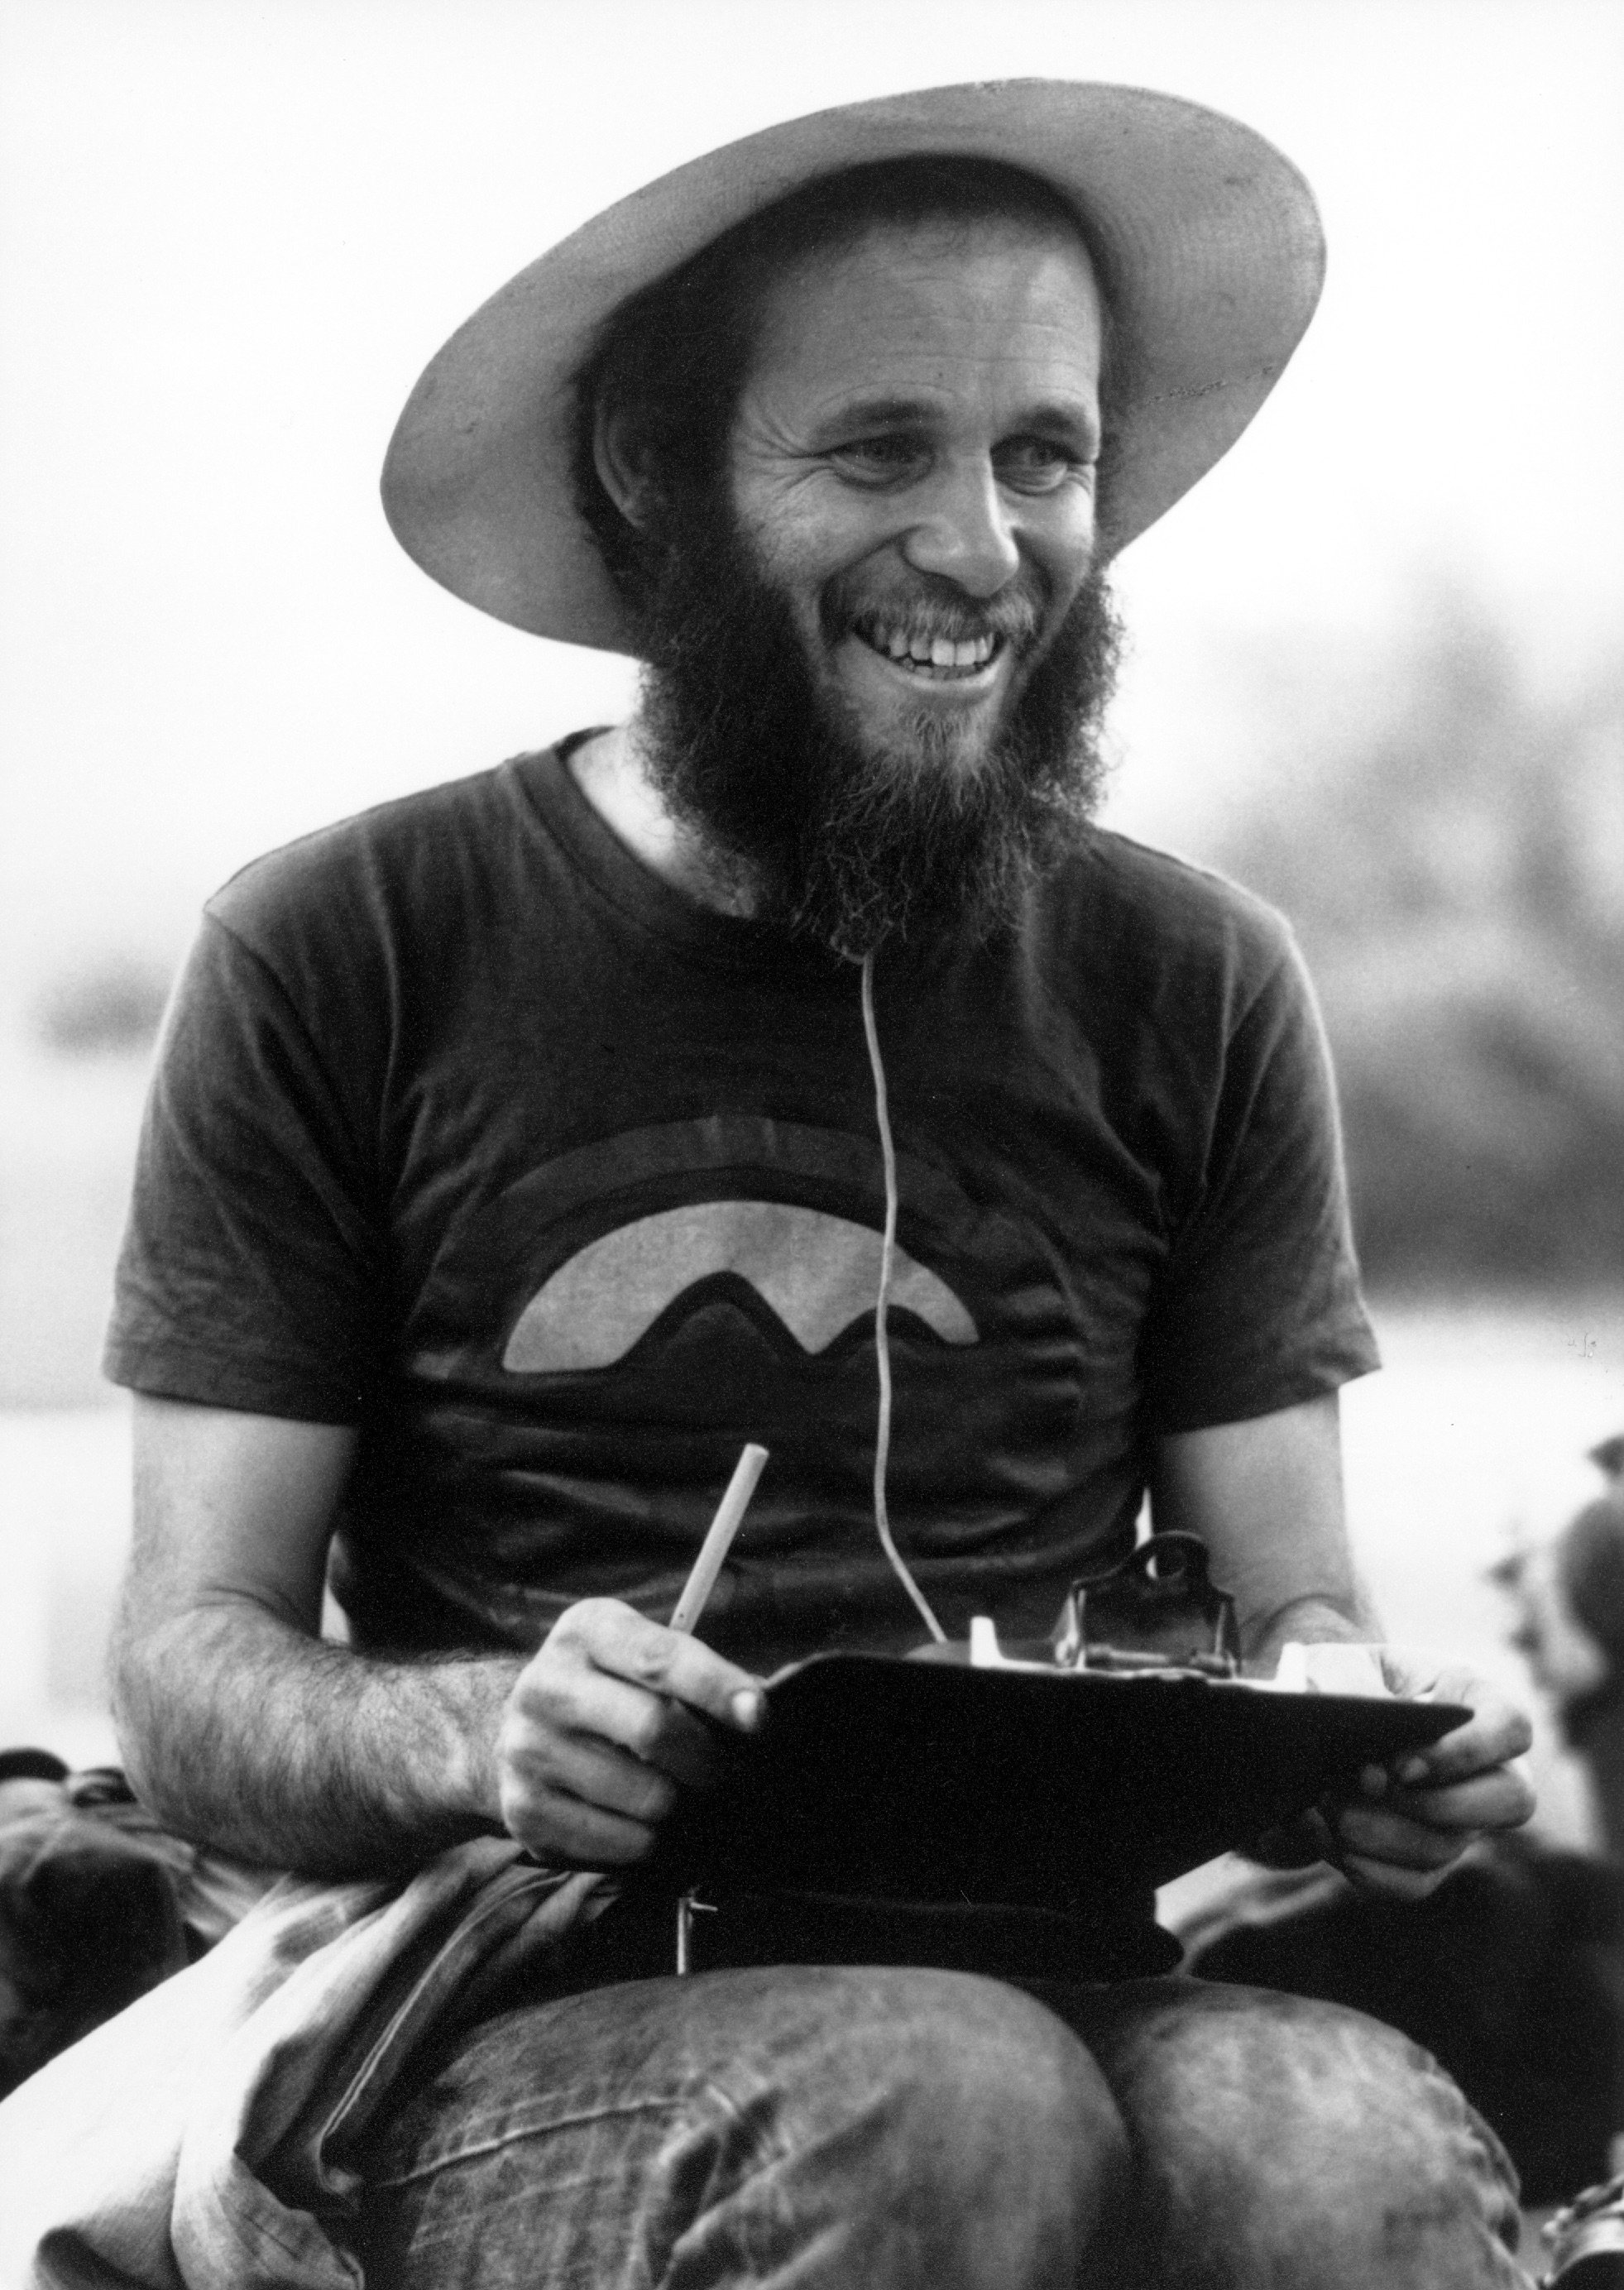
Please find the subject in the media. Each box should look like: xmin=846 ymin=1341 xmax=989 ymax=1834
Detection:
xmin=349 ymin=1957 xmax=1531 ymax=2287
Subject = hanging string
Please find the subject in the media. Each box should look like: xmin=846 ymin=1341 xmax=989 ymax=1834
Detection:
xmin=860 ymin=949 xmax=947 ymax=1643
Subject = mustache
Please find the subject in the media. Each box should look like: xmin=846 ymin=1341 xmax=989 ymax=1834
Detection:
xmin=825 ymin=582 xmax=1046 ymax=652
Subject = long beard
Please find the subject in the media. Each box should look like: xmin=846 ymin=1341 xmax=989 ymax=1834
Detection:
xmin=633 ymin=501 xmax=1122 ymax=958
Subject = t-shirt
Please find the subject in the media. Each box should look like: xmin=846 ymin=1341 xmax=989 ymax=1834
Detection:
xmin=106 ymin=738 xmax=1377 ymax=1675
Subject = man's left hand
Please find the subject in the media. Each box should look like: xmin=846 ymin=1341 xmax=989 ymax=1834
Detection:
xmin=1327 ymin=1646 xmax=1535 ymax=1900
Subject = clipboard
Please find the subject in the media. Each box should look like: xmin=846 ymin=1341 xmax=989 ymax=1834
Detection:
xmin=651 ymin=1650 xmax=1470 ymax=1912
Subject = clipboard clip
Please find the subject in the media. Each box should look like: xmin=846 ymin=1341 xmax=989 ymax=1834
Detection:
xmin=1051 ymin=1532 xmax=1241 ymax=1675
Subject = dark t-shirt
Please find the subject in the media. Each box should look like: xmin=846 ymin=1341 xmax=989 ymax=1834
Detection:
xmin=106 ymin=740 xmax=1377 ymax=1673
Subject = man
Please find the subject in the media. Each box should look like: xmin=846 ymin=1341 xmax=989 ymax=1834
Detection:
xmin=1504 ymin=1441 xmax=1624 ymax=1861
xmin=105 ymin=82 xmax=1540 ymax=2286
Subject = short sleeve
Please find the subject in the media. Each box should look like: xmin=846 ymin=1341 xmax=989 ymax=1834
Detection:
xmin=103 ymin=913 xmax=383 ymax=1422
xmin=1138 ymin=925 xmax=1378 ymax=1431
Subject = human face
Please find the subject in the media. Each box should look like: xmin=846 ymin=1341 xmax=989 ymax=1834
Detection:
xmin=726 ymin=216 xmax=1104 ymax=780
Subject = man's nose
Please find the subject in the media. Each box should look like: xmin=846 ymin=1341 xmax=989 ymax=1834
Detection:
xmin=898 ymin=461 xmax=1022 ymax=596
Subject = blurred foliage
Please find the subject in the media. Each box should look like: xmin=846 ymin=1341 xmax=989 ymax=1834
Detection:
xmin=32 ymin=953 xmax=172 ymax=1058
xmin=1205 ymin=596 xmax=1624 ymax=1290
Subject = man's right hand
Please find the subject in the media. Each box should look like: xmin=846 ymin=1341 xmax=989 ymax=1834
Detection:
xmin=496 ymin=1598 xmax=766 ymax=1866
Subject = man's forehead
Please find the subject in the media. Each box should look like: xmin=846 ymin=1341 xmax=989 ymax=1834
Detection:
xmin=761 ymin=206 xmax=1099 ymax=313
xmin=740 ymin=214 xmax=1105 ymax=411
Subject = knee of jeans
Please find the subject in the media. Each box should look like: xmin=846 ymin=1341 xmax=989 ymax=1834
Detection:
xmin=860 ymin=1969 xmax=1119 ymax=2147
xmin=1103 ymin=1981 xmax=1524 ymax=2284
xmin=761 ymin=1970 xmax=1131 ymax=2245
xmin=1131 ymin=1982 xmax=1508 ymax=2167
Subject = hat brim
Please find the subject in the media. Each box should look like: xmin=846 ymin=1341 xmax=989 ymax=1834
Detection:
xmin=381 ymin=79 xmax=1325 ymax=653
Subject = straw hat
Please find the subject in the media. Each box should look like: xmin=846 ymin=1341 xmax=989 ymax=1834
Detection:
xmin=382 ymin=79 xmax=1325 ymax=653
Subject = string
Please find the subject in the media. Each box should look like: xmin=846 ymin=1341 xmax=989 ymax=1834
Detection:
xmin=860 ymin=949 xmax=947 ymax=1642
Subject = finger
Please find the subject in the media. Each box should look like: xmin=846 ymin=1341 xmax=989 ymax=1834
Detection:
xmin=497 ymin=1719 xmax=687 ymax=1866
xmin=1339 ymin=1850 xmax=1459 ymax=1904
xmin=497 ymin=1767 xmax=662 ymax=1867
xmin=517 ymin=1663 xmax=726 ymax=1792
xmin=1250 ymin=1809 xmax=1339 ymax=1870
xmin=1374 ymin=1650 xmax=1532 ymax=1785
xmin=508 ymin=1726 xmax=680 ymax=1830
xmin=551 ymin=1599 xmax=767 ymax=1733
xmin=1390 ymin=1708 xmax=1532 ymax=1790
xmin=1334 ymin=1800 xmax=1483 ymax=1872
xmin=1353 ymin=1765 xmax=1536 ymax=1835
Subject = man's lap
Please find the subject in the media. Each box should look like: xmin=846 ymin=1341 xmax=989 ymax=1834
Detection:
xmin=349 ymin=1959 xmax=1531 ymax=2288
xmin=352 ymin=1963 xmax=1128 ymax=2288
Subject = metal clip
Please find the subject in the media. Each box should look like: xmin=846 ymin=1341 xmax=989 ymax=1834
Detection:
xmin=674 ymin=1891 xmax=717 ymax=1975
xmin=1051 ymin=1532 xmax=1240 ymax=1674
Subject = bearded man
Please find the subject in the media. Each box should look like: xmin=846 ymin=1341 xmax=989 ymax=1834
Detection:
xmin=100 ymin=82 xmax=1545 ymax=2288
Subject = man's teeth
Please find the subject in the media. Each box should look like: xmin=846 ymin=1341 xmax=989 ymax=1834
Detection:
xmin=868 ymin=625 xmax=998 ymax=671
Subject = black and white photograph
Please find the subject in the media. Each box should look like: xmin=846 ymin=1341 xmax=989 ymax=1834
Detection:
xmin=1 ymin=1 xmax=1622 ymax=2278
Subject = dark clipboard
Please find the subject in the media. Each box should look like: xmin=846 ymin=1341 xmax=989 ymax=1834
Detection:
xmin=650 ymin=1650 xmax=1471 ymax=1912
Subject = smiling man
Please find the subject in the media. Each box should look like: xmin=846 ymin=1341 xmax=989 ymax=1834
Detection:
xmin=575 ymin=161 xmax=1120 ymax=954
xmin=99 ymin=84 xmax=1548 ymax=2288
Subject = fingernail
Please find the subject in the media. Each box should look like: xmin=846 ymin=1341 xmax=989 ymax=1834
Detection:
xmin=731 ymin=1689 xmax=764 ymax=1732
xmin=1397 ymin=1756 xmax=1428 ymax=1785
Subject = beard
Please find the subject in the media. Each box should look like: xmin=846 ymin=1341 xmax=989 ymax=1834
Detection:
xmin=630 ymin=494 xmax=1123 ymax=960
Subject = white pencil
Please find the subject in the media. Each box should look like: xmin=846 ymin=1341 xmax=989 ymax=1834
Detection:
xmin=668 ymin=1443 xmax=769 ymax=1634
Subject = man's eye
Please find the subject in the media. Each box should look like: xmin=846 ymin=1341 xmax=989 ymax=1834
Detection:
xmin=994 ymin=439 xmax=1088 ymax=493
xmin=828 ymin=438 xmax=926 ymax=482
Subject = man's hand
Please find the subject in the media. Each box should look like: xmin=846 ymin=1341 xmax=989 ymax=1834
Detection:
xmin=1325 ymin=1647 xmax=1535 ymax=1900
xmin=497 ymin=1598 xmax=766 ymax=1866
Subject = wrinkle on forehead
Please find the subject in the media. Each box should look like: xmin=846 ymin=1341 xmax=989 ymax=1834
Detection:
xmin=740 ymin=218 xmax=1105 ymax=445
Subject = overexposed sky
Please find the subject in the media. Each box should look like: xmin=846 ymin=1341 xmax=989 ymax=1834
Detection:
xmin=1 ymin=0 xmax=1621 ymax=1012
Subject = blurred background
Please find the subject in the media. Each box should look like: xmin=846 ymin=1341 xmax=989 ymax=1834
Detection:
xmin=2 ymin=0 xmax=1622 ymax=1840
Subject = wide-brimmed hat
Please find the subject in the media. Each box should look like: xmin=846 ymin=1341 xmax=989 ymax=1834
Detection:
xmin=381 ymin=79 xmax=1325 ymax=654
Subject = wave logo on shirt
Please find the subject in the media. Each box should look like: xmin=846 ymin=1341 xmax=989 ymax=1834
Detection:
xmin=501 ymin=1200 xmax=977 ymax=1375
xmin=474 ymin=1116 xmax=1013 ymax=1382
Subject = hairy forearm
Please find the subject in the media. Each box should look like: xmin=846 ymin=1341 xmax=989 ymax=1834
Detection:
xmin=113 ymin=1599 xmax=524 ymax=1877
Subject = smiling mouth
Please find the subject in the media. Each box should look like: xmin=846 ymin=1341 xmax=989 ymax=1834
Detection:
xmin=851 ymin=617 xmax=1004 ymax=680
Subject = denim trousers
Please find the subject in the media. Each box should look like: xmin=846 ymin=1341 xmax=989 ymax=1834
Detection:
xmin=349 ymin=1952 xmax=1532 ymax=2288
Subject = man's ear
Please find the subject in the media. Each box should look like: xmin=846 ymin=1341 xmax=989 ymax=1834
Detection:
xmin=593 ymin=400 xmax=659 ymax=529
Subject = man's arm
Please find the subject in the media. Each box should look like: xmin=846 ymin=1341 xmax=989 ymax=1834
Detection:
xmin=1151 ymin=1392 xmax=1534 ymax=1899
xmin=113 ymin=1395 xmax=763 ymax=1878
xmin=1151 ymin=1388 xmax=1377 ymax=1666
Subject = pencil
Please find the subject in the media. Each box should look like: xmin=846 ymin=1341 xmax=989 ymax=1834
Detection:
xmin=668 ymin=1443 xmax=769 ymax=1634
